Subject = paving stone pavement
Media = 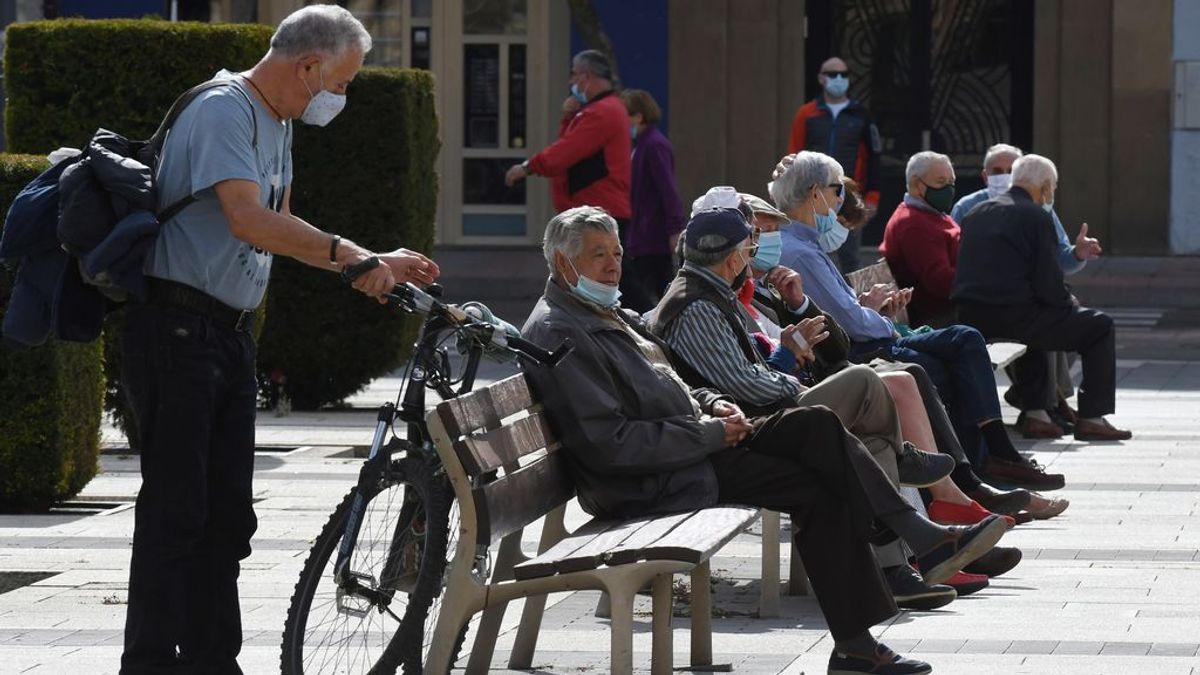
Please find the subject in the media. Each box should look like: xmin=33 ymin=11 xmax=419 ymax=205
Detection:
xmin=3 ymin=359 xmax=1200 ymax=674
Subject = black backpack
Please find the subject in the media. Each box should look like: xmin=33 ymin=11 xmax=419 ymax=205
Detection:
xmin=0 ymin=78 xmax=262 ymax=346
xmin=57 ymin=78 xmax=260 ymax=265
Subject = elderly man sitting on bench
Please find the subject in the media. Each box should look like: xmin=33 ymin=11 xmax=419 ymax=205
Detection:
xmin=521 ymin=205 xmax=1009 ymax=675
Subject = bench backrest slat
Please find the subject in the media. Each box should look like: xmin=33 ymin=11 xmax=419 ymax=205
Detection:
xmin=456 ymin=410 xmax=557 ymax=476
xmin=438 ymin=373 xmax=535 ymax=439
xmin=432 ymin=372 xmax=576 ymax=545
xmin=472 ymin=451 xmax=573 ymax=543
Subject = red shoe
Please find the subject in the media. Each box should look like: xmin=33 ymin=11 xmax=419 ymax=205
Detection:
xmin=944 ymin=570 xmax=990 ymax=596
xmin=928 ymin=500 xmax=1017 ymax=528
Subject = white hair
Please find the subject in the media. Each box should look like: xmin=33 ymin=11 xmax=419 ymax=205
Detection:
xmin=1011 ymin=154 xmax=1058 ymax=188
xmin=905 ymin=151 xmax=952 ymax=184
xmin=542 ymin=206 xmax=619 ymax=273
xmin=271 ymin=5 xmax=372 ymax=58
xmin=983 ymin=143 xmax=1023 ymax=169
xmin=769 ymin=151 xmax=844 ymax=212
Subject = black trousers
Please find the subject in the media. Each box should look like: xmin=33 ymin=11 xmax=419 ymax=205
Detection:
xmin=120 ymin=304 xmax=259 ymax=675
xmin=614 ymin=218 xmax=660 ymax=314
xmin=869 ymin=361 xmax=982 ymax=491
xmin=710 ymin=405 xmax=903 ymax=640
xmin=959 ymin=302 xmax=1116 ymax=418
xmin=627 ymin=253 xmax=675 ymax=305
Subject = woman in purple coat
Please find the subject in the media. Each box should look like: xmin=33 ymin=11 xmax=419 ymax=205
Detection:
xmin=621 ymin=89 xmax=685 ymax=303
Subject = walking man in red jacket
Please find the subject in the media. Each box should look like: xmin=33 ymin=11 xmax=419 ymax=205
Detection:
xmin=505 ymin=49 xmax=653 ymax=310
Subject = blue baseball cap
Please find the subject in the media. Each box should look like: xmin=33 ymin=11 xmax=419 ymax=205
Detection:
xmin=684 ymin=207 xmax=751 ymax=254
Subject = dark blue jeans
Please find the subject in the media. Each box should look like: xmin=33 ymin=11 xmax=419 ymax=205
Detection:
xmin=852 ymin=324 xmax=1001 ymax=466
xmin=119 ymin=304 xmax=258 ymax=675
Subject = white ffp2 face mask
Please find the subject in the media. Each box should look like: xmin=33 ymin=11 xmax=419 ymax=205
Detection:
xmin=300 ymin=65 xmax=347 ymax=127
xmin=986 ymin=173 xmax=1012 ymax=199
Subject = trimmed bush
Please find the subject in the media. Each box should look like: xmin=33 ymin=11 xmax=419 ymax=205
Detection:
xmin=4 ymin=20 xmax=273 ymax=152
xmin=258 ymin=67 xmax=439 ymax=409
xmin=4 ymin=19 xmax=440 ymax=410
xmin=0 ymin=154 xmax=105 ymax=512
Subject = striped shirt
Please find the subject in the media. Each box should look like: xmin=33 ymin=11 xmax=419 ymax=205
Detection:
xmin=661 ymin=264 xmax=803 ymax=407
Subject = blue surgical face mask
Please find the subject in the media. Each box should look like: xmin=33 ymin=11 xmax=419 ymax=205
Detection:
xmin=567 ymin=259 xmax=621 ymax=308
xmin=751 ymin=230 xmax=782 ymax=271
xmin=815 ymin=192 xmax=850 ymax=252
xmin=630 ymin=124 xmax=638 ymax=140
xmin=570 ymin=82 xmax=588 ymax=104
xmin=824 ymin=74 xmax=850 ymax=98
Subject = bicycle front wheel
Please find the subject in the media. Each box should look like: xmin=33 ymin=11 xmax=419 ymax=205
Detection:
xmin=280 ymin=453 xmax=447 ymax=675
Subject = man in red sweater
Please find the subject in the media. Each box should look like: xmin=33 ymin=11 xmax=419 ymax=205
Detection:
xmin=879 ymin=151 xmax=959 ymax=327
xmin=505 ymin=49 xmax=631 ymax=220
xmin=505 ymin=49 xmax=649 ymax=309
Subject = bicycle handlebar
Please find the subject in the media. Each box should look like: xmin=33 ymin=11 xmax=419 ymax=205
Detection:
xmin=341 ymin=256 xmax=571 ymax=368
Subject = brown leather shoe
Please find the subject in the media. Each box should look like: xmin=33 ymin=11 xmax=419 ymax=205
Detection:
xmin=982 ymin=456 xmax=1065 ymax=490
xmin=1016 ymin=412 xmax=1064 ymax=439
xmin=1056 ymin=398 xmax=1079 ymax=425
xmin=1074 ymin=418 xmax=1132 ymax=441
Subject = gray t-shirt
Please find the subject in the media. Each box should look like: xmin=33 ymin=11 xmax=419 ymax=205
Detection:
xmin=145 ymin=70 xmax=293 ymax=310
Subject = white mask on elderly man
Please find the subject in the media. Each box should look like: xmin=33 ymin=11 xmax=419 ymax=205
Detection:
xmin=690 ymin=186 xmax=740 ymax=217
xmin=985 ymin=173 xmax=1012 ymax=199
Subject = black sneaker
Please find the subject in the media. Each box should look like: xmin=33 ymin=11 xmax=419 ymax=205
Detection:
xmin=884 ymin=564 xmax=956 ymax=610
xmin=916 ymin=515 xmax=1008 ymax=585
xmin=896 ymin=441 xmax=955 ymax=488
xmin=828 ymin=644 xmax=932 ymax=674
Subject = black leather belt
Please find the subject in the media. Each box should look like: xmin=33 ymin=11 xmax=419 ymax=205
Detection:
xmin=146 ymin=278 xmax=256 ymax=333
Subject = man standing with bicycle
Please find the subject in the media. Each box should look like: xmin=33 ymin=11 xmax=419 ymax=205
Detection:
xmin=120 ymin=6 xmax=438 ymax=674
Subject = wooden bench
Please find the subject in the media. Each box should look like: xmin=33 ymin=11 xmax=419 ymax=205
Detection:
xmin=425 ymin=373 xmax=771 ymax=674
xmin=846 ymin=259 xmax=1027 ymax=370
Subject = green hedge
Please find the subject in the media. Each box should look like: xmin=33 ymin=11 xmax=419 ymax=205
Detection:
xmin=5 ymin=19 xmax=440 ymax=410
xmin=0 ymin=155 xmax=105 ymax=512
xmin=5 ymin=20 xmax=273 ymax=151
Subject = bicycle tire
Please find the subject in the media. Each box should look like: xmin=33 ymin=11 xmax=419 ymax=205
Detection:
xmin=280 ymin=453 xmax=449 ymax=674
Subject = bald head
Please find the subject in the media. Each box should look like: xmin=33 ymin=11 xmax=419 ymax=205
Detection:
xmin=821 ymin=57 xmax=847 ymax=73
xmin=818 ymin=56 xmax=850 ymax=102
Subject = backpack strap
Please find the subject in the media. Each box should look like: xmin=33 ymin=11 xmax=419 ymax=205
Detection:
xmin=153 ymin=78 xmax=261 ymax=221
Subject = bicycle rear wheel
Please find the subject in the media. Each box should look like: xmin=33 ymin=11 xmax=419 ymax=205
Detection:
xmin=280 ymin=452 xmax=449 ymax=674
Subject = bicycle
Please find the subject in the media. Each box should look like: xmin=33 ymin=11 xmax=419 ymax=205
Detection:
xmin=280 ymin=261 xmax=571 ymax=675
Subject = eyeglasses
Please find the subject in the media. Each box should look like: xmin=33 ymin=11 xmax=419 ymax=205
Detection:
xmin=821 ymin=71 xmax=849 ymax=78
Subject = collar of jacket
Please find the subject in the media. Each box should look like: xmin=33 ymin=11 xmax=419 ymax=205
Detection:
xmin=815 ymin=96 xmax=862 ymax=114
xmin=1009 ymin=185 xmax=1035 ymax=204
xmin=543 ymin=277 xmax=633 ymax=334
xmin=584 ymin=89 xmax=617 ymax=107
xmin=680 ymin=261 xmax=738 ymax=300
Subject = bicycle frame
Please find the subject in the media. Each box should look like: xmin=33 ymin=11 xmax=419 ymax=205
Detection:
xmin=331 ymin=294 xmax=484 ymax=597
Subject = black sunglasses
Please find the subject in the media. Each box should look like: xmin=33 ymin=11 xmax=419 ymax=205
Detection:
xmin=821 ymin=71 xmax=849 ymax=78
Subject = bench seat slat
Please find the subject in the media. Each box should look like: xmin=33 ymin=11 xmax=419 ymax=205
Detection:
xmin=627 ymin=506 xmax=759 ymax=565
xmin=456 ymin=411 xmax=556 ymax=476
xmin=602 ymin=512 xmax=698 ymax=566
xmin=511 ymin=518 xmax=621 ymax=580
xmin=549 ymin=513 xmax=693 ymax=576
xmin=512 ymin=507 xmax=758 ymax=581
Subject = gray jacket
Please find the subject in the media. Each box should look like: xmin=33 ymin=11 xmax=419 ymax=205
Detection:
xmin=521 ymin=279 xmax=730 ymax=520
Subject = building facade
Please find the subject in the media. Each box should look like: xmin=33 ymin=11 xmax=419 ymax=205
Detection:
xmin=13 ymin=0 xmax=1191 ymax=255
